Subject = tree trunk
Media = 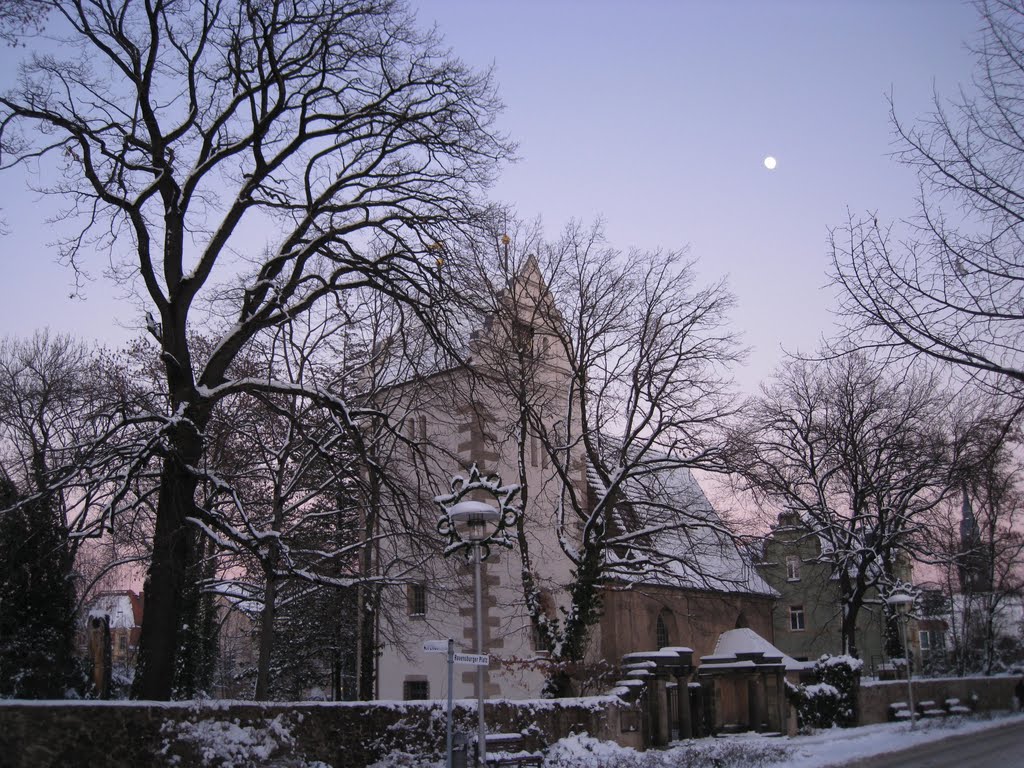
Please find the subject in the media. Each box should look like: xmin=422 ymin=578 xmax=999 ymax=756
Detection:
xmin=255 ymin=571 xmax=278 ymax=700
xmin=840 ymin=590 xmax=862 ymax=658
xmin=133 ymin=421 xmax=202 ymax=700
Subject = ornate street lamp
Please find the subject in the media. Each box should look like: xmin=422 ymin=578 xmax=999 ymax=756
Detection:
xmin=886 ymin=591 xmax=916 ymax=730
xmin=436 ymin=465 xmax=520 ymax=767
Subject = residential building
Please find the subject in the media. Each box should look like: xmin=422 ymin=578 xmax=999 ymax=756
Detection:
xmin=755 ymin=512 xmax=907 ymax=672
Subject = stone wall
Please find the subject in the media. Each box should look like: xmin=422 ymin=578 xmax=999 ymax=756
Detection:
xmin=0 ymin=696 xmax=634 ymax=768
xmin=857 ymin=676 xmax=1019 ymax=725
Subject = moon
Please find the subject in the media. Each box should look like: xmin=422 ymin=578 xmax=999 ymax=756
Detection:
xmin=763 ymin=156 xmax=778 ymax=170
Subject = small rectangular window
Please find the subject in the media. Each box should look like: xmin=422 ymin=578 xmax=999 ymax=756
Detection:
xmin=786 ymin=555 xmax=801 ymax=581
xmin=532 ymin=623 xmax=551 ymax=654
xmin=403 ymin=679 xmax=429 ymax=700
xmin=408 ymin=583 xmax=427 ymax=617
xmin=918 ymin=630 xmax=931 ymax=650
xmin=789 ymin=605 xmax=805 ymax=632
xmin=530 ymin=434 xmax=539 ymax=468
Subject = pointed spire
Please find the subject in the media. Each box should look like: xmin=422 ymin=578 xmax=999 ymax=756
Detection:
xmin=960 ymin=480 xmax=978 ymax=547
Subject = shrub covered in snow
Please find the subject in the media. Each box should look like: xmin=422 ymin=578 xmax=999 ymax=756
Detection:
xmin=364 ymin=704 xmax=478 ymax=766
xmin=368 ymin=733 xmax=788 ymax=768
xmin=159 ymin=713 xmax=328 ymax=768
xmin=786 ymin=654 xmax=862 ymax=730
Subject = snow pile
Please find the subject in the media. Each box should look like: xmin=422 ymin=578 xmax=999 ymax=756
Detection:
xmin=544 ymin=733 xmax=787 ymax=768
xmin=542 ymin=733 xmax=643 ymax=767
xmin=160 ymin=713 xmax=328 ymax=768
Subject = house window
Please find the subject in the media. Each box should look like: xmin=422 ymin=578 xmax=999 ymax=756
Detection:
xmin=408 ymin=583 xmax=427 ymax=617
xmin=789 ymin=605 xmax=805 ymax=632
xmin=656 ymin=611 xmax=671 ymax=649
xmin=918 ymin=630 xmax=930 ymax=650
xmin=786 ymin=555 xmax=801 ymax=581
xmin=403 ymin=679 xmax=429 ymax=700
xmin=532 ymin=623 xmax=552 ymax=654
xmin=530 ymin=434 xmax=539 ymax=468
xmin=404 ymin=414 xmax=427 ymax=450
xmin=118 ymin=635 xmax=128 ymax=653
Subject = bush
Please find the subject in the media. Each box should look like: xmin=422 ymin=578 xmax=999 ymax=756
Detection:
xmin=786 ymin=654 xmax=862 ymax=730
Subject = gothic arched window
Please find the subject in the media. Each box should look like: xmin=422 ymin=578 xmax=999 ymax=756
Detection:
xmin=656 ymin=610 xmax=671 ymax=649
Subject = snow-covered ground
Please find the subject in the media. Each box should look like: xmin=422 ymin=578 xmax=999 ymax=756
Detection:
xmin=717 ymin=712 xmax=1023 ymax=767
xmin=527 ymin=712 xmax=1024 ymax=768
xmin=371 ymin=712 xmax=1024 ymax=768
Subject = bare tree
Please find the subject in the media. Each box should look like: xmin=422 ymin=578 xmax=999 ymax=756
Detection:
xmin=921 ymin=408 xmax=1024 ymax=675
xmin=468 ymin=221 xmax=748 ymax=695
xmin=0 ymin=0 xmax=512 ymax=698
xmin=831 ymin=0 xmax=1024 ymax=406
xmin=0 ymin=331 xmax=101 ymax=696
xmin=199 ymin=309 xmax=425 ymax=701
xmin=731 ymin=354 xmax=956 ymax=657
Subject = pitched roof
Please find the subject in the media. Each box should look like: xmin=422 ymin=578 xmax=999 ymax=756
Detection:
xmin=595 ymin=459 xmax=777 ymax=597
xmin=87 ymin=591 xmax=143 ymax=629
xmin=701 ymin=627 xmax=812 ymax=672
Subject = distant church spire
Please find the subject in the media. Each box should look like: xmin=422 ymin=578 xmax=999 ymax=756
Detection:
xmin=958 ymin=482 xmax=990 ymax=592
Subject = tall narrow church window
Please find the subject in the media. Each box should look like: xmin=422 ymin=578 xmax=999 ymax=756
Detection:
xmin=407 ymin=583 xmax=427 ymax=617
xmin=656 ymin=611 xmax=671 ymax=649
xmin=511 ymin=320 xmax=535 ymax=357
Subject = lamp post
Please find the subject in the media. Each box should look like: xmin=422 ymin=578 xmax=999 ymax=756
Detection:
xmin=436 ymin=465 xmax=520 ymax=768
xmin=448 ymin=500 xmax=499 ymax=767
xmin=886 ymin=592 xmax=916 ymax=729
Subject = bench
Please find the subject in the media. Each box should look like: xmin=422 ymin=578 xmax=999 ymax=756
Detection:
xmin=917 ymin=700 xmax=946 ymax=718
xmin=945 ymin=697 xmax=972 ymax=715
xmin=484 ymin=733 xmax=543 ymax=768
xmin=888 ymin=701 xmax=914 ymax=721
xmin=485 ymin=751 xmax=543 ymax=768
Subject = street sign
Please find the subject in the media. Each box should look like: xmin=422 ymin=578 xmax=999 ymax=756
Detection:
xmin=453 ymin=652 xmax=489 ymax=666
xmin=423 ymin=639 xmax=450 ymax=654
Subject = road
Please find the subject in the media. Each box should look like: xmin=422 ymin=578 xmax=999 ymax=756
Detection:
xmin=841 ymin=720 xmax=1024 ymax=768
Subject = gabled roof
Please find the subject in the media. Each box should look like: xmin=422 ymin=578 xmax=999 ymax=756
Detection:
xmin=700 ymin=627 xmax=812 ymax=672
xmin=87 ymin=591 xmax=143 ymax=629
xmin=594 ymin=459 xmax=776 ymax=597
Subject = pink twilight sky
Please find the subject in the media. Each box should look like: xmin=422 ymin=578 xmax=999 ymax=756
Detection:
xmin=0 ymin=0 xmax=980 ymax=395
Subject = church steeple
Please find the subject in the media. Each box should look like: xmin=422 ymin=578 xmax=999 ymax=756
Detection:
xmin=958 ymin=482 xmax=991 ymax=592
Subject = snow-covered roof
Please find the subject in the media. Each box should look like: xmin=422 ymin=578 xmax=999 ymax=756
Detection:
xmin=87 ymin=592 xmax=142 ymax=630
xmin=700 ymin=628 xmax=812 ymax=672
xmin=594 ymin=460 xmax=776 ymax=597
